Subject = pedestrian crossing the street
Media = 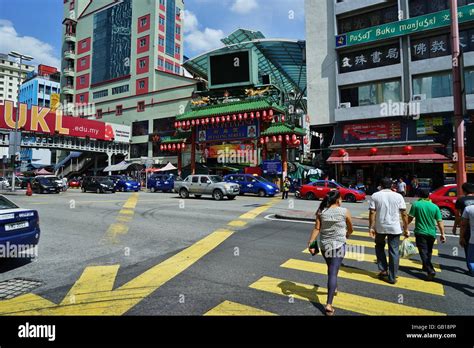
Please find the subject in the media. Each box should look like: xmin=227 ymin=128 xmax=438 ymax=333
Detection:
xmin=205 ymin=229 xmax=446 ymax=316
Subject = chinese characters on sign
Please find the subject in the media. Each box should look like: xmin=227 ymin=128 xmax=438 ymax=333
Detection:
xmin=343 ymin=121 xmax=402 ymax=142
xmin=339 ymin=44 xmax=400 ymax=73
xmin=197 ymin=121 xmax=259 ymax=142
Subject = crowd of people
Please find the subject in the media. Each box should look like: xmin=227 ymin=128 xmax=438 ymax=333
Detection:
xmin=307 ymin=178 xmax=474 ymax=316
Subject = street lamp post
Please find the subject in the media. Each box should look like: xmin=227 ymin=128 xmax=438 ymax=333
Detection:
xmin=8 ymin=51 xmax=33 ymax=192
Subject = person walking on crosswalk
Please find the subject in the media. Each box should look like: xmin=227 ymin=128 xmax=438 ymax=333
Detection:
xmin=369 ymin=177 xmax=409 ymax=284
xmin=308 ymin=190 xmax=353 ymax=316
xmin=407 ymin=188 xmax=446 ymax=280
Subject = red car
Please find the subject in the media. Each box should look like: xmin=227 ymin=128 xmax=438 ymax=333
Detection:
xmin=300 ymin=180 xmax=366 ymax=202
xmin=68 ymin=179 xmax=81 ymax=188
xmin=429 ymin=184 xmax=457 ymax=220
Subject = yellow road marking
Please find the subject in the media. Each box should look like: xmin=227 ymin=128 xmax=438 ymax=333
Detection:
xmin=228 ymin=220 xmax=248 ymax=227
xmin=249 ymin=276 xmax=445 ymax=316
xmin=301 ymin=249 xmax=441 ymax=272
xmin=0 ymin=229 xmax=234 ymax=315
xmin=204 ymin=300 xmax=275 ymax=316
xmin=345 ymin=239 xmax=438 ymax=256
xmin=104 ymin=193 xmax=139 ymax=244
xmin=350 ymin=231 xmax=437 ymax=245
xmin=281 ymin=259 xmax=444 ymax=296
xmin=239 ymin=199 xmax=280 ymax=220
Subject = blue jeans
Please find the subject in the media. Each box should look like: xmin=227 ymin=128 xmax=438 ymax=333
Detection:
xmin=375 ymin=233 xmax=400 ymax=282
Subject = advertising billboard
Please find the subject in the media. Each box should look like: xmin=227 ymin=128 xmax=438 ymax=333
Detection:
xmin=0 ymin=101 xmax=130 ymax=143
xmin=208 ymin=49 xmax=258 ymax=89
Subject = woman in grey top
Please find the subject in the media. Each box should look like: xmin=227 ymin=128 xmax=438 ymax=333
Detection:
xmin=308 ymin=190 xmax=353 ymax=316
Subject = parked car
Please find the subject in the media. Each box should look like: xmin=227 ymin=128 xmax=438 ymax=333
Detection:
xmin=37 ymin=175 xmax=66 ymax=191
xmin=224 ymin=174 xmax=279 ymax=197
xmin=147 ymin=174 xmax=175 ymax=193
xmin=81 ymin=176 xmax=116 ymax=194
xmin=429 ymin=184 xmax=457 ymax=220
xmin=0 ymin=195 xmax=40 ymax=259
xmin=300 ymin=180 xmax=366 ymax=202
xmin=0 ymin=177 xmax=10 ymax=189
xmin=31 ymin=177 xmax=60 ymax=194
xmin=109 ymin=175 xmax=140 ymax=192
xmin=174 ymin=175 xmax=240 ymax=201
xmin=68 ymin=178 xmax=81 ymax=188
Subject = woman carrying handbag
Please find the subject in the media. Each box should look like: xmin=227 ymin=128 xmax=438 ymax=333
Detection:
xmin=308 ymin=190 xmax=353 ymax=316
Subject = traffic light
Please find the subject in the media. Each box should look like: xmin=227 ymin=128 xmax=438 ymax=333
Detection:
xmin=433 ymin=124 xmax=454 ymax=157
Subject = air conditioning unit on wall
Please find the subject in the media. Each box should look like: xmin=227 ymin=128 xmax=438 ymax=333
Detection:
xmin=339 ymin=102 xmax=351 ymax=109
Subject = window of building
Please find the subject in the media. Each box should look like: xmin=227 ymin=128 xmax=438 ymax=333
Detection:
xmin=176 ymin=25 xmax=181 ymax=35
xmin=158 ymin=57 xmax=164 ymax=68
xmin=80 ymin=76 xmax=85 ymax=85
xmin=93 ymin=89 xmax=108 ymax=99
xmin=165 ymin=0 xmax=177 ymax=57
xmin=139 ymin=59 xmax=147 ymax=69
xmin=81 ymin=40 xmax=87 ymax=49
xmin=413 ymin=71 xmax=453 ymax=98
xmin=138 ymin=80 xmax=145 ymax=89
xmin=79 ymin=95 xmax=85 ymax=103
xmin=137 ymin=101 xmax=145 ymax=112
xmin=153 ymin=117 xmax=175 ymax=134
xmin=337 ymin=4 xmax=398 ymax=34
xmin=116 ymin=105 xmax=123 ymax=116
xmin=165 ymin=61 xmax=173 ymax=71
xmin=139 ymin=38 xmax=147 ymax=47
xmin=175 ymin=45 xmax=180 ymax=55
xmin=132 ymin=120 xmax=149 ymax=136
xmin=159 ymin=37 xmax=165 ymax=46
xmin=96 ymin=109 xmax=103 ymax=119
xmin=130 ymin=143 xmax=148 ymax=158
xmin=340 ymin=79 xmax=401 ymax=107
xmin=80 ymin=58 xmax=87 ymax=67
xmin=45 ymin=86 xmax=51 ymax=95
xmin=159 ymin=16 xmax=165 ymax=26
xmin=174 ymin=65 xmax=180 ymax=74
xmin=111 ymin=84 xmax=129 ymax=95
xmin=140 ymin=17 xmax=147 ymax=27
xmin=160 ymin=0 xmax=165 ymax=5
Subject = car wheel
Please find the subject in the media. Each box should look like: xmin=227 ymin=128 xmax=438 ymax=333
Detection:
xmin=96 ymin=188 xmax=101 ymax=194
xmin=179 ymin=188 xmax=189 ymax=199
xmin=440 ymin=207 xmax=453 ymax=220
xmin=152 ymin=187 xmax=157 ymax=193
xmin=121 ymin=187 xmax=125 ymax=192
xmin=112 ymin=190 xmax=116 ymax=194
xmin=227 ymin=195 xmax=236 ymax=200
xmin=82 ymin=187 xmax=86 ymax=192
xmin=306 ymin=192 xmax=315 ymax=200
xmin=345 ymin=194 xmax=356 ymax=203
xmin=213 ymin=189 xmax=224 ymax=201
xmin=258 ymin=189 xmax=266 ymax=197
xmin=194 ymin=195 xmax=202 ymax=198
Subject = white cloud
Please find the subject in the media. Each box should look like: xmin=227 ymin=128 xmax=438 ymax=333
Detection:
xmin=231 ymin=0 xmax=259 ymax=14
xmin=183 ymin=10 xmax=225 ymax=55
xmin=0 ymin=19 xmax=60 ymax=68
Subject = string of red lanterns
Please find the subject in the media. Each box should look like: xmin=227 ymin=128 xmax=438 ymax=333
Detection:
xmin=259 ymin=134 xmax=301 ymax=146
xmin=159 ymin=142 xmax=187 ymax=152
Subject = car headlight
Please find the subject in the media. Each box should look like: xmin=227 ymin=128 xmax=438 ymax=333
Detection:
xmin=224 ymin=184 xmax=232 ymax=190
xmin=266 ymin=185 xmax=274 ymax=189
xmin=126 ymin=183 xmax=132 ymax=186
xmin=164 ymin=181 xmax=169 ymax=184
xmin=100 ymin=183 xmax=107 ymax=187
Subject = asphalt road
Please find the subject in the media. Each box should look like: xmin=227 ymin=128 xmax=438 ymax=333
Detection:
xmin=0 ymin=190 xmax=471 ymax=316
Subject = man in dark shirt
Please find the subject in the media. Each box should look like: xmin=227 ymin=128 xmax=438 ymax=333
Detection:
xmin=453 ymin=182 xmax=474 ymax=273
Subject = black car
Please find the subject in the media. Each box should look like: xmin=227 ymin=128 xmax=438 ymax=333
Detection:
xmin=81 ymin=176 xmax=116 ymax=194
xmin=32 ymin=177 xmax=60 ymax=194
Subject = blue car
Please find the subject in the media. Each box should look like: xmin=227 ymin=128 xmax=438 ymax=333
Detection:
xmin=147 ymin=174 xmax=175 ymax=193
xmin=224 ymin=174 xmax=280 ymax=197
xmin=0 ymin=195 xmax=40 ymax=259
xmin=109 ymin=175 xmax=141 ymax=192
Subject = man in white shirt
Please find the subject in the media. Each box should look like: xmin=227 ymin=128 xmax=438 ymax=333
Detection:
xmin=461 ymin=205 xmax=474 ymax=276
xmin=397 ymin=178 xmax=407 ymax=197
xmin=369 ymin=178 xmax=409 ymax=284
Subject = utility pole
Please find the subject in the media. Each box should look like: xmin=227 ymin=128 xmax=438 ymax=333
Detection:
xmin=450 ymin=0 xmax=467 ymax=197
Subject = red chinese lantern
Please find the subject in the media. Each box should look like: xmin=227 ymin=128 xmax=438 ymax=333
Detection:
xmin=278 ymin=135 xmax=283 ymax=143
xmin=232 ymin=114 xmax=237 ymax=121
xmin=265 ymin=136 xmax=270 ymax=143
xmin=250 ymin=112 xmax=255 ymax=119
xmin=172 ymin=144 xmax=176 ymax=151
xmin=338 ymin=149 xmax=346 ymax=157
xmin=404 ymin=145 xmax=413 ymax=154
xmin=285 ymin=134 xmax=290 ymax=142
xmin=160 ymin=145 xmax=163 ymax=151
xmin=370 ymin=147 xmax=378 ymax=155
xmin=221 ymin=116 xmax=225 ymax=123
xmin=226 ymin=115 xmax=230 ymax=122
xmin=272 ymin=136 xmax=277 ymax=143
xmin=304 ymin=137 xmax=309 ymax=145
xmin=263 ymin=110 xmax=267 ymax=118
xmin=292 ymin=134 xmax=297 ymax=142
xmin=269 ymin=109 xmax=274 ymax=116
xmin=211 ymin=117 xmax=215 ymax=124
xmin=256 ymin=112 xmax=261 ymax=119
xmin=186 ymin=121 xmax=190 ymax=127
xmin=281 ymin=115 xmax=285 ymax=123
xmin=244 ymin=113 xmax=248 ymax=120
xmin=205 ymin=118 xmax=210 ymax=124
xmin=174 ymin=122 xmax=177 ymax=128
xmin=191 ymin=120 xmax=195 ymax=126
xmin=260 ymin=138 xmax=265 ymax=145
xmin=215 ymin=117 xmax=220 ymax=124
xmin=177 ymin=144 xmax=181 ymax=151
xmin=295 ymin=139 xmax=301 ymax=146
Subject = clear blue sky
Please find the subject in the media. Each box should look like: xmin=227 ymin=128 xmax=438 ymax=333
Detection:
xmin=0 ymin=0 xmax=305 ymax=66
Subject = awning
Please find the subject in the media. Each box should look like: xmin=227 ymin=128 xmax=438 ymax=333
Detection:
xmin=327 ymin=146 xmax=449 ymax=164
xmin=104 ymin=161 xmax=144 ymax=172
xmin=157 ymin=162 xmax=177 ymax=172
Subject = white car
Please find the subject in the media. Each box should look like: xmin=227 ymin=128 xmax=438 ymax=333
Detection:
xmin=36 ymin=175 xmax=65 ymax=190
xmin=0 ymin=177 xmax=10 ymax=189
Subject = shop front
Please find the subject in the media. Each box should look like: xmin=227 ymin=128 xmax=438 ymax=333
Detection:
xmin=327 ymin=116 xmax=453 ymax=193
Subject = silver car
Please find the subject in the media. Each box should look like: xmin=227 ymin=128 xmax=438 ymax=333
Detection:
xmin=174 ymin=175 xmax=240 ymax=201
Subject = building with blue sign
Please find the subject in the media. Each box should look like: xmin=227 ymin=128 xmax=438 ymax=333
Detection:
xmin=19 ymin=68 xmax=61 ymax=109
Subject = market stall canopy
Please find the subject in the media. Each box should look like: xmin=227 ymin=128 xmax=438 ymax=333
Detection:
xmin=104 ymin=161 xmax=144 ymax=172
xmin=157 ymin=163 xmax=177 ymax=172
xmin=34 ymin=168 xmax=53 ymax=175
xmin=184 ymin=29 xmax=306 ymax=96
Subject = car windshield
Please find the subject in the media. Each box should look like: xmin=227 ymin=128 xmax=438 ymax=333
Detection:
xmin=97 ymin=177 xmax=112 ymax=183
xmin=255 ymin=176 xmax=271 ymax=184
xmin=0 ymin=196 xmax=18 ymax=210
xmin=210 ymin=176 xmax=223 ymax=183
xmin=125 ymin=176 xmax=134 ymax=181
xmin=39 ymin=178 xmax=54 ymax=185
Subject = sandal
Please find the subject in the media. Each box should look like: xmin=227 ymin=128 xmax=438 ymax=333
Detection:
xmin=325 ymin=305 xmax=335 ymax=316
xmin=377 ymin=271 xmax=388 ymax=279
